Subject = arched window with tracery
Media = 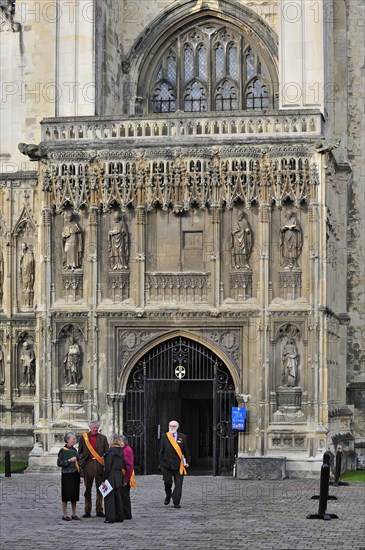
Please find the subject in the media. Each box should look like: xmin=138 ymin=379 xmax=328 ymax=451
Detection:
xmin=148 ymin=21 xmax=275 ymax=113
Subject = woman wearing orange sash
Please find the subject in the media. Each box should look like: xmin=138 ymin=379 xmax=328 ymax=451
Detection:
xmin=57 ymin=432 xmax=83 ymax=521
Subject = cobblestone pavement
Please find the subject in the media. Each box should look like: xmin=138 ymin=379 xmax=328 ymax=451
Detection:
xmin=0 ymin=473 xmax=364 ymax=550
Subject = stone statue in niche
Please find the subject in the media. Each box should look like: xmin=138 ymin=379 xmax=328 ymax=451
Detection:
xmin=0 ymin=343 xmax=4 ymax=385
xmin=282 ymin=338 xmax=299 ymax=387
xmin=108 ymin=211 xmax=129 ymax=270
xmin=19 ymin=242 xmax=35 ymax=307
xmin=62 ymin=211 xmax=83 ymax=270
xmin=280 ymin=214 xmax=302 ymax=269
xmin=20 ymin=341 xmax=36 ymax=386
xmin=231 ymin=213 xmax=252 ymax=269
xmin=63 ymin=336 xmax=81 ymax=386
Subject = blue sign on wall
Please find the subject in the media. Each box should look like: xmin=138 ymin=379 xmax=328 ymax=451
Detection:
xmin=231 ymin=406 xmax=246 ymax=431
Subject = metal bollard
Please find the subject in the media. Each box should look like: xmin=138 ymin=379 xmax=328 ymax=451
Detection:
xmin=4 ymin=450 xmax=11 ymax=477
xmin=330 ymin=446 xmax=350 ymax=487
xmin=307 ymin=451 xmax=338 ymax=520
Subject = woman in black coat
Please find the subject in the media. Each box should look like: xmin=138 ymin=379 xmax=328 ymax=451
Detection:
xmin=57 ymin=431 xmax=83 ymax=521
xmin=101 ymin=434 xmax=125 ymax=523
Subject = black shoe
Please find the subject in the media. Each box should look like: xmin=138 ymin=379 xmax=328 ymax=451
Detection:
xmin=164 ymin=497 xmax=171 ymax=505
xmin=104 ymin=520 xmax=114 ymax=523
xmin=97 ymin=512 xmax=105 ymax=518
xmin=62 ymin=516 xmax=72 ymax=521
xmin=82 ymin=512 xmax=91 ymax=518
xmin=173 ymin=503 xmax=181 ymax=509
xmin=71 ymin=515 xmax=80 ymax=520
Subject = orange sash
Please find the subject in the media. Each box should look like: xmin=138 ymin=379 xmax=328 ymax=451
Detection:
xmin=122 ymin=467 xmax=137 ymax=489
xmin=166 ymin=432 xmax=187 ymax=475
xmin=83 ymin=433 xmax=104 ymax=466
xmin=62 ymin=446 xmax=80 ymax=472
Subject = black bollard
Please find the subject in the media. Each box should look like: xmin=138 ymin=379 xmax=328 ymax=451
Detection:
xmin=307 ymin=451 xmax=338 ymax=520
xmin=4 ymin=450 xmax=11 ymax=477
xmin=311 ymin=450 xmax=337 ymax=500
xmin=330 ymin=446 xmax=350 ymax=487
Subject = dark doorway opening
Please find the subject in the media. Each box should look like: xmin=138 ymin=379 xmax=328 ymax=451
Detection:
xmin=123 ymin=336 xmax=237 ymax=476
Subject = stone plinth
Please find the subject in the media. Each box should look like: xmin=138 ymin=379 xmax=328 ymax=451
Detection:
xmin=236 ymin=457 xmax=287 ymax=480
xmin=277 ymin=386 xmax=302 ymax=413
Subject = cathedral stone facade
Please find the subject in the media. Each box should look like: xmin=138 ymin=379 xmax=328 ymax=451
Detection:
xmin=0 ymin=0 xmax=363 ymax=477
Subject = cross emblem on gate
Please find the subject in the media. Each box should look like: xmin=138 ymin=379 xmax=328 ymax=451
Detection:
xmin=174 ymin=365 xmax=186 ymax=379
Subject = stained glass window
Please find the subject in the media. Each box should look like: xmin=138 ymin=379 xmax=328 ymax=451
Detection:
xmin=152 ymin=81 xmax=176 ymax=112
xmin=215 ymin=80 xmax=238 ymax=111
xmin=184 ymin=81 xmax=207 ymax=112
xmin=147 ymin=22 xmax=273 ymax=112
xmin=246 ymin=80 xmax=269 ymax=110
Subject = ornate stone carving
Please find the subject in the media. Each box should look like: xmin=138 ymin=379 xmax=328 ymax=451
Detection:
xmin=43 ymin=147 xmax=318 ymax=213
xmin=146 ymin=273 xmax=210 ymax=303
xmin=63 ymin=337 xmax=82 ymax=387
xmin=276 ymin=387 xmax=303 ymax=413
xmin=60 ymin=387 xmax=84 ymax=405
xmin=109 ymin=273 xmax=130 ymax=302
xmin=230 ymin=272 xmax=252 ymax=301
xmin=231 ymin=213 xmax=252 ymax=269
xmin=20 ymin=341 xmax=36 ymax=387
xmin=280 ymin=214 xmax=303 ymax=269
xmin=19 ymin=242 xmax=35 ymax=308
xmin=62 ymin=211 xmax=83 ymax=270
xmin=108 ymin=211 xmax=129 ymax=270
xmin=62 ymin=274 xmax=83 ymax=301
xmin=282 ymin=338 xmax=299 ymax=387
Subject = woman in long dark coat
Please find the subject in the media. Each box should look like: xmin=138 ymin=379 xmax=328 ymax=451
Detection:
xmin=101 ymin=434 xmax=125 ymax=523
xmin=57 ymin=431 xmax=83 ymax=521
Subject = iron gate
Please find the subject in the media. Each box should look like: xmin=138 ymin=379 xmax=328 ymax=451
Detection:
xmin=123 ymin=336 xmax=238 ymax=475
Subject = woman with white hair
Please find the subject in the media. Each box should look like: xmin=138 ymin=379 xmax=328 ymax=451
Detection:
xmin=57 ymin=432 xmax=83 ymax=521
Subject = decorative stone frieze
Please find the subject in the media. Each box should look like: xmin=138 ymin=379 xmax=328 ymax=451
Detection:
xmin=62 ymin=273 xmax=83 ymax=301
xmin=146 ymin=273 xmax=210 ymax=303
xmin=230 ymin=272 xmax=252 ymax=301
xmin=109 ymin=273 xmax=130 ymax=302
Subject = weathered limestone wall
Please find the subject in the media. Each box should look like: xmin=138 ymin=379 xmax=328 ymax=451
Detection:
xmin=345 ymin=0 xmax=365 ymax=448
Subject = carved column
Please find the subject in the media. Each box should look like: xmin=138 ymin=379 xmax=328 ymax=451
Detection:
xmin=210 ymin=207 xmax=221 ymax=307
xmin=258 ymin=203 xmax=271 ymax=455
xmin=135 ymin=160 xmax=147 ymax=309
xmin=88 ymin=205 xmax=99 ymax=415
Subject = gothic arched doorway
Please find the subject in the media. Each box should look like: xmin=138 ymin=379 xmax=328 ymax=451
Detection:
xmin=123 ymin=336 xmax=238 ymax=476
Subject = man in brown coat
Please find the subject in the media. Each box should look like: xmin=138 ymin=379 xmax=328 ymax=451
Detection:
xmin=78 ymin=420 xmax=109 ymax=517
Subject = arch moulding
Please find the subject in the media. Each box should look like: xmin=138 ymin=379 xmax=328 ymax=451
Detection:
xmin=118 ymin=329 xmax=241 ymax=394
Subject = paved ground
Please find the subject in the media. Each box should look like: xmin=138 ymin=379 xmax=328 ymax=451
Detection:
xmin=0 ymin=473 xmax=364 ymax=550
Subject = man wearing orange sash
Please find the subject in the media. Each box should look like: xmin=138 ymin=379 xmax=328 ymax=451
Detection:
xmin=159 ymin=420 xmax=190 ymax=509
xmin=78 ymin=420 xmax=109 ymax=518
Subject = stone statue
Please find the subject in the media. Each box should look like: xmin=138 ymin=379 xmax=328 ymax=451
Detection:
xmin=19 ymin=242 xmax=35 ymax=307
xmin=20 ymin=341 xmax=36 ymax=386
xmin=63 ymin=337 xmax=81 ymax=386
xmin=231 ymin=213 xmax=252 ymax=269
xmin=18 ymin=142 xmax=46 ymax=161
xmin=0 ymin=343 xmax=4 ymax=385
xmin=280 ymin=214 xmax=302 ymax=269
xmin=108 ymin=211 xmax=129 ymax=270
xmin=62 ymin=211 xmax=83 ymax=270
xmin=282 ymin=338 xmax=299 ymax=387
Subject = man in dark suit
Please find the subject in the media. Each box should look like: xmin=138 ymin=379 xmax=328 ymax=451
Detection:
xmin=78 ymin=420 xmax=109 ymax=518
xmin=159 ymin=420 xmax=190 ymax=509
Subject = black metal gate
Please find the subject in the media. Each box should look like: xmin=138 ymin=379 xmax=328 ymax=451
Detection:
xmin=123 ymin=336 xmax=237 ymax=475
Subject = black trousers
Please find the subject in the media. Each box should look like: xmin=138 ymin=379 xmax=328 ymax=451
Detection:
xmin=162 ymin=469 xmax=184 ymax=505
xmin=121 ymin=483 xmax=132 ymax=519
xmin=104 ymin=485 xmax=124 ymax=523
